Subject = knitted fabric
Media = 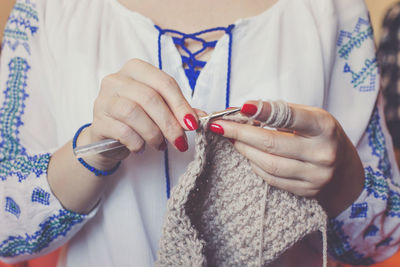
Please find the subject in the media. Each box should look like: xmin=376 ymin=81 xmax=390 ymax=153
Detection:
xmin=156 ymin=114 xmax=328 ymax=267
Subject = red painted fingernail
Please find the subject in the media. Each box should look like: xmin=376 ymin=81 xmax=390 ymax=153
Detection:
xmin=158 ymin=139 xmax=167 ymax=151
xmin=241 ymin=104 xmax=258 ymax=116
xmin=229 ymin=138 xmax=235 ymax=144
xmin=174 ymin=136 xmax=188 ymax=152
xmin=209 ymin=123 xmax=224 ymax=135
xmin=183 ymin=114 xmax=198 ymax=131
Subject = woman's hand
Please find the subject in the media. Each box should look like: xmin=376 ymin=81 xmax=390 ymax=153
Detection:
xmin=209 ymin=100 xmax=365 ymax=217
xmin=77 ymin=58 xmax=199 ymax=170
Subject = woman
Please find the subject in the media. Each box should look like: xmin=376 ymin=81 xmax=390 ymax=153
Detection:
xmin=0 ymin=0 xmax=398 ymax=266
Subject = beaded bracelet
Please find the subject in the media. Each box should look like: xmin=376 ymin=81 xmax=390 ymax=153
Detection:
xmin=72 ymin=123 xmax=121 ymax=176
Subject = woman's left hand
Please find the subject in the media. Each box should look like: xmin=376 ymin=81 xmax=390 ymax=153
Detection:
xmin=209 ymin=100 xmax=365 ymax=217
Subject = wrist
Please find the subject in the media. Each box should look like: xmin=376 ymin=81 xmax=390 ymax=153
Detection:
xmin=74 ymin=123 xmax=121 ymax=175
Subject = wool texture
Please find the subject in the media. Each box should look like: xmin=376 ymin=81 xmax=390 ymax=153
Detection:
xmin=156 ymin=114 xmax=328 ymax=267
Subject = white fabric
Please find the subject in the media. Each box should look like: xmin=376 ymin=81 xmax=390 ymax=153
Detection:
xmin=0 ymin=0 xmax=399 ymax=266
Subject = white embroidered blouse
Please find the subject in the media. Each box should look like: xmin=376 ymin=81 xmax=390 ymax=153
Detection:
xmin=0 ymin=0 xmax=399 ymax=266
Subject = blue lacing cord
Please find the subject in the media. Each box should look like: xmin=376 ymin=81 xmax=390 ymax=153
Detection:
xmin=155 ymin=24 xmax=235 ymax=199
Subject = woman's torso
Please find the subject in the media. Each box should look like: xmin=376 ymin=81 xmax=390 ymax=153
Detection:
xmin=37 ymin=0 xmax=351 ymax=265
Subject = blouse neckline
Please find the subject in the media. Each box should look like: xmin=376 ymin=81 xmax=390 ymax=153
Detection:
xmin=107 ymin=0 xmax=289 ymax=35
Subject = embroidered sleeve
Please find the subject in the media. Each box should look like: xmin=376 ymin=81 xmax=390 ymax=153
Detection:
xmin=325 ymin=0 xmax=400 ymax=264
xmin=0 ymin=0 xmax=96 ymax=263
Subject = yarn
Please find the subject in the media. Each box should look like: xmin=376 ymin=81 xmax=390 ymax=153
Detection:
xmin=156 ymin=114 xmax=328 ymax=266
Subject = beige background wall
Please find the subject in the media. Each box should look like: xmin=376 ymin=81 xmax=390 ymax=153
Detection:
xmin=0 ymin=0 xmax=15 ymax=46
xmin=366 ymin=0 xmax=399 ymax=41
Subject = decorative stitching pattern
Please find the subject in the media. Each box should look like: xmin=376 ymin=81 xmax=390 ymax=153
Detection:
xmin=0 ymin=57 xmax=50 ymax=182
xmin=367 ymin=107 xmax=394 ymax=184
xmin=363 ymin=225 xmax=379 ymax=238
xmin=337 ymin=17 xmax=377 ymax=92
xmin=328 ymin=219 xmax=375 ymax=265
xmin=2 ymin=1 xmax=39 ymax=54
xmin=350 ymin=202 xmax=368 ymax=218
xmin=0 ymin=209 xmax=85 ymax=257
xmin=5 ymin=197 xmax=21 ymax=218
xmin=387 ymin=190 xmax=400 ymax=217
xmin=337 ymin=18 xmax=373 ymax=60
xmin=31 ymin=187 xmax=50 ymax=206
xmin=364 ymin=166 xmax=388 ymax=200
xmin=343 ymin=58 xmax=377 ymax=89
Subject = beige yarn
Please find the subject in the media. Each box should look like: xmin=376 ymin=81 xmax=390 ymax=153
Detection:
xmin=156 ymin=114 xmax=328 ymax=267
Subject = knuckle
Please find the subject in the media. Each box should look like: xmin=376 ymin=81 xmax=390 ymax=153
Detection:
xmin=261 ymin=158 xmax=279 ymax=176
xmin=101 ymin=73 xmax=121 ymax=92
xmin=159 ymin=75 xmax=178 ymax=91
xmin=130 ymin=139 xmax=145 ymax=152
xmin=117 ymin=124 xmax=133 ymax=143
xmin=319 ymin=113 xmax=337 ymax=137
xmin=146 ymin=130 xmax=163 ymax=145
xmin=116 ymin=101 xmax=139 ymax=120
xmin=126 ymin=58 xmax=143 ymax=67
xmin=143 ymin=90 xmax=161 ymax=106
xmin=261 ymin=134 xmax=276 ymax=152
xmin=317 ymin=145 xmax=338 ymax=166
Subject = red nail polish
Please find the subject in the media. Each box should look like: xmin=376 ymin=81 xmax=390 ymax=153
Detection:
xmin=183 ymin=114 xmax=198 ymax=131
xmin=209 ymin=123 xmax=224 ymax=135
xmin=158 ymin=139 xmax=167 ymax=151
xmin=174 ymin=136 xmax=188 ymax=152
xmin=229 ymin=138 xmax=236 ymax=144
xmin=241 ymin=104 xmax=258 ymax=116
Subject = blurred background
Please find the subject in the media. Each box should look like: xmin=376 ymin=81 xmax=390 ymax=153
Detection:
xmin=0 ymin=0 xmax=400 ymax=266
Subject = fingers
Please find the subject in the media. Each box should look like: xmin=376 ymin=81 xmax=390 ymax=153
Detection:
xmin=234 ymin=140 xmax=312 ymax=179
xmin=99 ymin=67 xmax=191 ymax=152
xmin=92 ymin=115 xmax=144 ymax=154
xmin=240 ymin=100 xmax=332 ymax=137
xmin=120 ymin=58 xmax=199 ymax=131
xmin=250 ymin=162 xmax=318 ymax=197
xmin=104 ymin=96 xmax=167 ymax=151
xmin=209 ymin=120 xmax=314 ymax=162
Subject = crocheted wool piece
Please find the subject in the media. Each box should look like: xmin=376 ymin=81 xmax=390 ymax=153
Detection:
xmin=156 ymin=116 xmax=328 ymax=267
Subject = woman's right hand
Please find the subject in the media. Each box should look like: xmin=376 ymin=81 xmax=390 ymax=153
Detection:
xmin=77 ymin=58 xmax=199 ymax=170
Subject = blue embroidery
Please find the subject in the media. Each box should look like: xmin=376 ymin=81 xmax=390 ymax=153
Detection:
xmin=343 ymin=58 xmax=377 ymax=89
xmin=350 ymin=202 xmax=368 ymax=218
xmin=337 ymin=17 xmax=377 ymax=92
xmin=5 ymin=197 xmax=21 ymax=218
xmin=363 ymin=225 xmax=379 ymax=238
xmin=31 ymin=187 xmax=50 ymax=206
xmin=2 ymin=1 xmax=39 ymax=54
xmin=367 ymin=107 xmax=393 ymax=183
xmin=364 ymin=166 xmax=389 ymax=200
xmin=328 ymin=219 xmax=375 ymax=265
xmin=0 ymin=209 xmax=85 ymax=257
xmin=337 ymin=18 xmax=373 ymax=60
xmin=0 ymin=57 xmax=50 ymax=182
xmin=387 ymin=190 xmax=400 ymax=217
xmin=376 ymin=237 xmax=392 ymax=248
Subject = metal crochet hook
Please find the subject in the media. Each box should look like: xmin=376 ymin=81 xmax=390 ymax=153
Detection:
xmin=73 ymin=107 xmax=241 ymax=158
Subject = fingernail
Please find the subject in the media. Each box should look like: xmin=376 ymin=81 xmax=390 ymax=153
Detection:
xmin=209 ymin=123 xmax=224 ymax=135
xmin=183 ymin=114 xmax=198 ymax=131
xmin=241 ymin=104 xmax=258 ymax=116
xmin=158 ymin=139 xmax=167 ymax=151
xmin=174 ymin=136 xmax=188 ymax=152
xmin=229 ymin=138 xmax=235 ymax=144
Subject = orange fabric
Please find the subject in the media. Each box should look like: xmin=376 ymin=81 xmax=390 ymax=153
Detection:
xmin=339 ymin=250 xmax=400 ymax=267
xmin=0 ymin=248 xmax=60 ymax=267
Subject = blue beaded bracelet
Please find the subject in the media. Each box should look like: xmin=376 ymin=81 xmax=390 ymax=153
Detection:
xmin=72 ymin=123 xmax=121 ymax=176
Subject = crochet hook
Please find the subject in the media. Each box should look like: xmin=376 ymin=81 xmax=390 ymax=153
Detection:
xmin=73 ymin=107 xmax=241 ymax=158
